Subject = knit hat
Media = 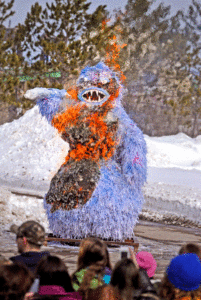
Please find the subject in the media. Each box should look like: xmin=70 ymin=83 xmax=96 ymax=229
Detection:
xmin=167 ymin=253 xmax=201 ymax=291
xmin=136 ymin=251 xmax=157 ymax=278
xmin=10 ymin=220 xmax=45 ymax=246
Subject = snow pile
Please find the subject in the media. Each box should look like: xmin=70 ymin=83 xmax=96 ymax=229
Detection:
xmin=0 ymin=106 xmax=69 ymax=182
xmin=142 ymin=182 xmax=201 ymax=227
xmin=145 ymin=134 xmax=201 ymax=171
xmin=0 ymin=187 xmax=48 ymax=231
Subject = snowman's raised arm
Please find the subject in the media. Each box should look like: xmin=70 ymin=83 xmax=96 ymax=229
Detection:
xmin=24 ymin=87 xmax=67 ymax=123
xmin=113 ymin=106 xmax=147 ymax=189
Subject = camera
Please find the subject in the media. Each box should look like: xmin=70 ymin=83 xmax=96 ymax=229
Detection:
xmin=120 ymin=246 xmax=129 ymax=259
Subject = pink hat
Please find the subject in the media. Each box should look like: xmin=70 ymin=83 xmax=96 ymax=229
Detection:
xmin=136 ymin=251 xmax=157 ymax=278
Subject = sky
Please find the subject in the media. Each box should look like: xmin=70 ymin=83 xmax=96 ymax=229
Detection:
xmin=7 ymin=0 xmax=198 ymax=28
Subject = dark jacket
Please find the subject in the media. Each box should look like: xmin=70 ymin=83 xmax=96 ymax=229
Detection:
xmin=10 ymin=251 xmax=49 ymax=274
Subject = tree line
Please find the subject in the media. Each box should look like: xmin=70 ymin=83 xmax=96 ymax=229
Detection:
xmin=0 ymin=0 xmax=201 ymax=136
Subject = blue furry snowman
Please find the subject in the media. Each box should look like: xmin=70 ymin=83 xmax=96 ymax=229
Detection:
xmin=25 ymin=62 xmax=147 ymax=241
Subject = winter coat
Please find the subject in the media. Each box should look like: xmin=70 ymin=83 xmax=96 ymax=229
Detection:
xmin=38 ymin=285 xmax=82 ymax=300
xmin=10 ymin=251 xmax=49 ymax=274
xmin=72 ymin=267 xmax=111 ymax=291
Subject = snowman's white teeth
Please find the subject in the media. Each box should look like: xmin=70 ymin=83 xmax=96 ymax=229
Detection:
xmin=82 ymin=89 xmax=105 ymax=102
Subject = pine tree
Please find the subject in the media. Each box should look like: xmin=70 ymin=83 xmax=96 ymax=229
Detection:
xmin=120 ymin=0 xmax=170 ymax=76
xmin=19 ymin=0 xmax=112 ymax=88
xmin=0 ymin=0 xmax=26 ymax=107
xmin=117 ymin=0 xmax=201 ymax=137
xmin=166 ymin=0 xmax=201 ymax=137
xmin=117 ymin=0 xmax=172 ymax=131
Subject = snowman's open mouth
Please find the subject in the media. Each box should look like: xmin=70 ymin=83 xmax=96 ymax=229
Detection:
xmin=78 ymin=87 xmax=109 ymax=104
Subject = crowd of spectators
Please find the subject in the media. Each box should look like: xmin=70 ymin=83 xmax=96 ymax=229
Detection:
xmin=0 ymin=220 xmax=201 ymax=300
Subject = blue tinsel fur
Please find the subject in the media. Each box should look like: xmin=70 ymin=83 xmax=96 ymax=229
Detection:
xmin=35 ymin=62 xmax=147 ymax=241
xmin=37 ymin=88 xmax=66 ymax=123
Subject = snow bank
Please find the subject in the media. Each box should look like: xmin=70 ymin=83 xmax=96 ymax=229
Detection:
xmin=0 ymin=187 xmax=48 ymax=231
xmin=145 ymin=133 xmax=201 ymax=171
xmin=142 ymin=183 xmax=201 ymax=227
xmin=0 ymin=106 xmax=69 ymax=182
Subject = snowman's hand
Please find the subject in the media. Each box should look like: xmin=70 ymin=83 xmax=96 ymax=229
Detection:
xmin=24 ymin=88 xmax=67 ymax=123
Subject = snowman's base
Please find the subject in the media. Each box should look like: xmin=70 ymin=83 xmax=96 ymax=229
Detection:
xmin=45 ymin=234 xmax=139 ymax=251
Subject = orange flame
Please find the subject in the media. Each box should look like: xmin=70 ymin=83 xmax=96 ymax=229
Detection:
xmin=52 ymin=91 xmax=119 ymax=164
xmin=102 ymin=20 xmax=127 ymax=82
xmin=66 ymin=87 xmax=78 ymax=100
xmin=52 ymin=102 xmax=83 ymax=133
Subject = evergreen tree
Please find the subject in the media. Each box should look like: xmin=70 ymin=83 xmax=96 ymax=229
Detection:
xmin=120 ymin=0 xmax=170 ymax=77
xmin=0 ymin=0 xmax=14 ymax=26
xmin=117 ymin=0 xmax=172 ymax=130
xmin=18 ymin=0 xmax=113 ymax=88
xmin=165 ymin=0 xmax=201 ymax=137
xmin=117 ymin=0 xmax=201 ymax=137
xmin=0 ymin=0 xmax=26 ymax=107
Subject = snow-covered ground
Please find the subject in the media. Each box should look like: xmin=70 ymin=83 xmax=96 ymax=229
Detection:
xmin=0 ymin=105 xmax=201 ymax=231
xmin=146 ymin=134 xmax=201 ymax=171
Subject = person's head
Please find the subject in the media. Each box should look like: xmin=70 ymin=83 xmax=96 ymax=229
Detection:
xmin=10 ymin=220 xmax=46 ymax=253
xmin=77 ymin=237 xmax=111 ymax=270
xmin=36 ymin=255 xmax=73 ymax=292
xmin=75 ymin=237 xmax=111 ymax=296
xmin=160 ymin=253 xmax=201 ymax=300
xmin=0 ymin=263 xmax=34 ymax=300
xmin=111 ymin=258 xmax=139 ymax=300
xmin=179 ymin=243 xmax=201 ymax=259
xmin=136 ymin=251 xmax=157 ymax=278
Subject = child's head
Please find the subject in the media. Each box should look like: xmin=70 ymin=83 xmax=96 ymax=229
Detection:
xmin=111 ymin=258 xmax=139 ymax=300
xmin=0 ymin=263 xmax=34 ymax=300
xmin=160 ymin=253 xmax=201 ymax=300
xmin=111 ymin=258 xmax=139 ymax=289
xmin=77 ymin=237 xmax=111 ymax=270
xmin=167 ymin=253 xmax=201 ymax=292
xmin=136 ymin=251 xmax=157 ymax=278
xmin=179 ymin=243 xmax=201 ymax=259
xmin=36 ymin=255 xmax=73 ymax=292
xmin=75 ymin=237 xmax=111 ymax=297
